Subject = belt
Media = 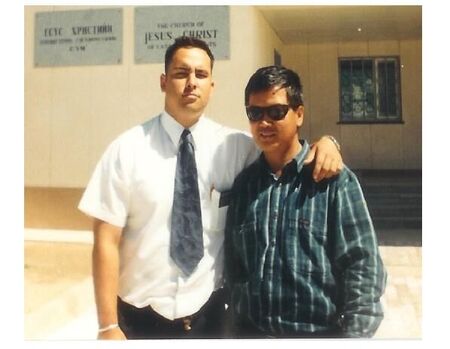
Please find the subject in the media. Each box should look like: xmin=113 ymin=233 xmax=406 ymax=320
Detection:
xmin=179 ymin=316 xmax=193 ymax=331
xmin=118 ymin=289 xmax=224 ymax=333
xmin=168 ymin=313 xmax=198 ymax=332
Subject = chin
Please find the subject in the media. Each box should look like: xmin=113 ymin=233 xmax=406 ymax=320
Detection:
xmin=256 ymin=140 xmax=278 ymax=152
xmin=183 ymin=103 xmax=204 ymax=114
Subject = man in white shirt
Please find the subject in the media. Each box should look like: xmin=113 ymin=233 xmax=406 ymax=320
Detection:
xmin=79 ymin=36 xmax=343 ymax=339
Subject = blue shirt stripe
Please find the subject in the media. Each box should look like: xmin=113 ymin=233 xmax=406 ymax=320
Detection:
xmin=224 ymin=141 xmax=386 ymax=337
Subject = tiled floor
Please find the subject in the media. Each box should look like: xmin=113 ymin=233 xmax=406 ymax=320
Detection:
xmin=24 ymin=230 xmax=422 ymax=340
xmin=375 ymin=246 xmax=422 ymax=338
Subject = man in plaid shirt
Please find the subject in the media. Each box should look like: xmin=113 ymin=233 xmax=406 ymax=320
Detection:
xmin=224 ymin=65 xmax=386 ymax=338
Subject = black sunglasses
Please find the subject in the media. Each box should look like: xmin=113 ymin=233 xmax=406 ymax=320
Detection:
xmin=245 ymin=104 xmax=290 ymax=122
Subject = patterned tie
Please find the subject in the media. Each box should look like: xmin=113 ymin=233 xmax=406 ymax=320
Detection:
xmin=170 ymin=129 xmax=204 ymax=276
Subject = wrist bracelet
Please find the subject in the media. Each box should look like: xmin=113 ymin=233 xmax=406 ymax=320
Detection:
xmin=98 ymin=323 xmax=119 ymax=333
xmin=326 ymin=135 xmax=341 ymax=152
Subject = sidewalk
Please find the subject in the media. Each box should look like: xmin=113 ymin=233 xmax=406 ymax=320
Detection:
xmin=24 ymin=229 xmax=421 ymax=340
xmin=24 ymin=230 xmax=94 ymax=340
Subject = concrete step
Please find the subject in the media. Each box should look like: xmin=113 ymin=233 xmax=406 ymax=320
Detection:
xmin=363 ymin=186 xmax=422 ymax=195
xmin=354 ymin=169 xmax=422 ymax=179
xmin=354 ymin=170 xmax=422 ymax=231
xmin=376 ymin=229 xmax=422 ymax=246
xmin=373 ymin=217 xmax=422 ymax=230
xmin=365 ymin=195 xmax=421 ymax=203
xmin=369 ymin=206 xmax=422 ymax=218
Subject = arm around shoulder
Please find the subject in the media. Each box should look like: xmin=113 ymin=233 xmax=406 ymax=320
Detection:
xmin=304 ymin=135 xmax=343 ymax=182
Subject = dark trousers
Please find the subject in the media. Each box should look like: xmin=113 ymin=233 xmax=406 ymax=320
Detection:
xmin=233 ymin=318 xmax=342 ymax=339
xmin=117 ymin=289 xmax=227 ymax=339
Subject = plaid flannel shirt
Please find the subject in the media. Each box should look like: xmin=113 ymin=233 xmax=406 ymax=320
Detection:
xmin=224 ymin=141 xmax=386 ymax=337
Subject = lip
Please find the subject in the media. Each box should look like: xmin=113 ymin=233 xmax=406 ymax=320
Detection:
xmin=258 ymin=129 xmax=276 ymax=140
xmin=182 ymin=92 xmax=199 ymax=98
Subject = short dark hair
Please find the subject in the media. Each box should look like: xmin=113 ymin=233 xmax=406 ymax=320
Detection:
xmin=244 ymin=65 xmax=304 ymax=109
xmin=164 ymin=36 xmax=215 ymax=73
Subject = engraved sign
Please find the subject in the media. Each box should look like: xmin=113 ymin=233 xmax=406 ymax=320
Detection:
xmin=34 ymin=8 xmax=122 ymax=67
xmin=135 ymin=6 xmax=229 ymax=64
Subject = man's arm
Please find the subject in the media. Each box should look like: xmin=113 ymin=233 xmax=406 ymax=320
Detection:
xmin=332 ymin=171 xmax=387 ymax=337
xmin=92 ymin=219 xmax=126 ymax=340
xmin=304 ymin=135 xmax=343 ymax=182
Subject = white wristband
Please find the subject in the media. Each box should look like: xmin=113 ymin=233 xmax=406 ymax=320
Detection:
xmin=98 ymin=323 xmax=119 ymax=333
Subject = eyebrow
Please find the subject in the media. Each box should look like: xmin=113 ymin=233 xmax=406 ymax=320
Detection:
xmin=172 ymin=66 xmax=210 ymax=74
xmin=172 ymin=66 xmax=191 ymax=72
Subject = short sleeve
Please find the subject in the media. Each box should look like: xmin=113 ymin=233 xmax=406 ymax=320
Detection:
xmin=211 ymin=130 xmax=260 ymax=192
xmin=78 ymin=137 xmax=131 ymax=228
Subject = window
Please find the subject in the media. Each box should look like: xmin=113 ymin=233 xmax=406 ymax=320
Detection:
xmin=339 ymin=57 xmax=402 ymax=123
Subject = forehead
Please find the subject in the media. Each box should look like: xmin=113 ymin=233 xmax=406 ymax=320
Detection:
xmin=168 ymin=47 xmax=212 ymax=72
xmin=248 ymin=86 xmax=288 ymax=106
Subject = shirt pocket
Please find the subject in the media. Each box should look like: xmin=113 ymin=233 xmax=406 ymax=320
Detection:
xmin=210 ymin=189 xmax=230 ymax=233
xmin=233 ymin=221 xmax=262 ymax=277
xmin=283 ymin=218 xmax=331 ymax=276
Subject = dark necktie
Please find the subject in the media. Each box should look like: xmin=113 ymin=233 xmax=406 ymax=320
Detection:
xmin=170 ymin=129 xmax=204 ymax=276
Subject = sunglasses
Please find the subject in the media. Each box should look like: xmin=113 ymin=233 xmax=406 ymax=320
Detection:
xmin=245 ymin=104 xmax=290 ymax=122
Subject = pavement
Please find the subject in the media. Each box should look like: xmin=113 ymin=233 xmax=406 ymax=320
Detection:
xmin=24 ymin=228 xmax=422 ymax=340
xmin=24 ymin=230 xmax=95 ymax=340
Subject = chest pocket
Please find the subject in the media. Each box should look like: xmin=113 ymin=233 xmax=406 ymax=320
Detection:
xmin=283 ymin=218 xmax=331 ymax=275
xmin=233 ymin=221 xmax=265 ymax=277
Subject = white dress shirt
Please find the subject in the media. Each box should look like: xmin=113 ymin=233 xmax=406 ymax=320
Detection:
xmin=78 ymin=111 xmax=259 ymax=320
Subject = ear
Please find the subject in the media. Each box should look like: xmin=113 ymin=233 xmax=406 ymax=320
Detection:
xmin=296 ymin=106 xmax=304 ymax=128
xmin=160 ymin=73 xmax=166 ymax=92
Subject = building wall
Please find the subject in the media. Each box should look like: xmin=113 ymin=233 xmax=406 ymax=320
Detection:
xmin=24 ymin=5 xmax=282 ymax=189
xmin=24 ymin=5 xmax=282 ymax=228
xmin=282 ymin=39 xmax=422 ymax=169
xmin=24 ymin=6 xmax=421 ymax=229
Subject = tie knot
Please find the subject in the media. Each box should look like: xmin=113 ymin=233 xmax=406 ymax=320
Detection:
xmin=180 ymin=129 xmax=193 ymax=144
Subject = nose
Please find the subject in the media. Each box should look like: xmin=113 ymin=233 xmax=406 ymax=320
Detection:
xmin=260 ymin=113 xmax=274 ymax=125
xmin=186 ymin=73 xmax=197 ymax=89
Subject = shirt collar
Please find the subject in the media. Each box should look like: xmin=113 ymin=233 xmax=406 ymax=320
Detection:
xmin=292 ymin=139 xmax=310 ymax=173
xmin=259 ymin=139 xmax=310 ymax=176
xmin=160 ymin=110 xmax=204 ymax=149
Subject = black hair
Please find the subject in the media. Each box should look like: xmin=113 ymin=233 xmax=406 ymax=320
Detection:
xmin=164 ymin=36 xmax=215 ymax=73
xmin=244 ymin=65 xmax=304 ymax=109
